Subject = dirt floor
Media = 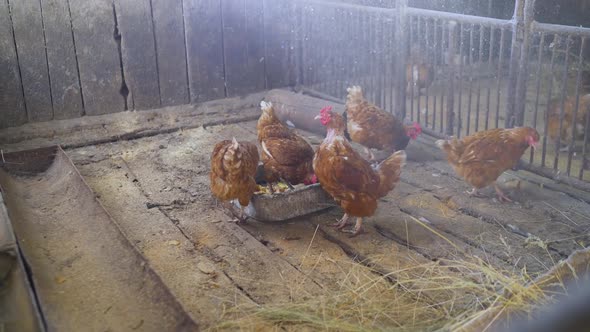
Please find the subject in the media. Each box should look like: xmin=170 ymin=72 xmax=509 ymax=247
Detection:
xmin=3 ymin=91 xmax=590 ymax=330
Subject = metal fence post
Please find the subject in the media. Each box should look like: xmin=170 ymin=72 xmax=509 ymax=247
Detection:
xmin=515 ymin=0 xmax=536 ymax=126
xmin=505 ymin=0 xmax=525 ymax=128
xmin=446 ymin=21 xmax=458 ymax=136
xmin=395 ymin=0 xmax=408 ymax=119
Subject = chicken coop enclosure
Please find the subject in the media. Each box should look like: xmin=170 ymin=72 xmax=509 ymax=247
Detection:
xmin=2 ymin=0 xmax=590 ymax=186
xmin=3 ymin=0 xmax=590 ymax=331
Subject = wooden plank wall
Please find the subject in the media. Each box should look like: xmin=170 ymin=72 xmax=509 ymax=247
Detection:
xmin=0 ymin=0 xmax=371 ymax=129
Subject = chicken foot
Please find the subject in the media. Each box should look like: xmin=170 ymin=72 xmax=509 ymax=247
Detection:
xmin=221 ymin=200 xmax=248 ymax=224
xmin=466 ymin=188 xmax=485 ymax=198
xmin=341 ymin=217 xmax=364 ymax=237
xmin=331 ymin=213 xmax=350 ymax=229
xmin=494 ymin=183 xmax=513 ymax=203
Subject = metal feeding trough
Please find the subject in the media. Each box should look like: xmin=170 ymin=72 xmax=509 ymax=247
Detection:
xmin=231 ymin=164 xmax=336 ymax=222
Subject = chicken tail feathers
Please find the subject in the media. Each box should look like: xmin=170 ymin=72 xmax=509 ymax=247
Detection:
xmin=376 ymin=150 xmax=406 ymax=197
xmin=346 ymin=85 xmax=363 ymax=103
xmin=435 ymin=139 xmax=450 ymax=150
xmin=260 ymin=100 xmax=273 ymax=112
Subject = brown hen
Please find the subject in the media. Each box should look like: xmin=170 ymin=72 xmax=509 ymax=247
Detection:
xmin=257 ymin=101 xmax=316 ymax=191
xmin=547 ymin=94 xmax=590 ymax=151
xmin=313 ymin=106 xmax=406 ymax=236
xmin=344 ymin=86 xmax=421 ymax=161
xmin=210 ymin=138 xmax=259 ymax=222
xmin=406 ymin=62 xmax=435 ymax=97
xmin=436 ymin=127 xmax=539 ymax=202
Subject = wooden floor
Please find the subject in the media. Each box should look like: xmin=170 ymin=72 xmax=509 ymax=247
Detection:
xmin=3 ymin=92 xmax=590 ymax=330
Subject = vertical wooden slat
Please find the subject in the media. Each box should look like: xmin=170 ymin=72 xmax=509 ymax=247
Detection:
xmin=183 ymin=0 xmax=225 ymax=102
xmin=9 ymin=0 xmax=53 ymax=122
xmin=69 ymin=0 xmax=125 ymax=115
xmin=0 ymin=0 xmax=26 ymax=128
xmin=41 ymin=0 xmax=84 ymax=120
xmin=221 ymin=0 xmax=265 ymax=97
xmin=263 ymin=0 xmax=295 ymax=89
xmin=115 ymin=0 xmax=160 ymax=110
xmin=151 ymin=0 xmax=189 ymax=106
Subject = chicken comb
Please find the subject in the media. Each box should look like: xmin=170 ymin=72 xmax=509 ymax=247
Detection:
xmin=320 ymin=106 xmax=333 ymax=114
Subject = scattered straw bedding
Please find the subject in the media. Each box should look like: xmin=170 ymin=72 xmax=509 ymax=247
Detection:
xmin=211 ymin=244 xmax=588 ymax=331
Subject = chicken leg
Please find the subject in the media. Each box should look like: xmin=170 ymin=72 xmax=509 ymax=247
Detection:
xmin=222 ymin=200 xmax=248 ymax=224
xmin=332 ymin=213 xmax=350 ymax=230
xmin=342 ymin=217 xmax=364 ymax=237
xmin=494 ymin=183 xmax=512 ymax=203
xmin=466 ymin=188 xmax=485 ymax=198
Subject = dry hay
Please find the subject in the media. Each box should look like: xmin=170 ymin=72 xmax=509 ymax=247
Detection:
xmin=208 ymin=224 xmax=590 ymax=332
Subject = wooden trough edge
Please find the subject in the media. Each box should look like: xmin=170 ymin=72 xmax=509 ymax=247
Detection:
xmin=0 ymin=189 xmax=46 ymax=332
xmin=0 ymin=146 xmax=199 ymax=331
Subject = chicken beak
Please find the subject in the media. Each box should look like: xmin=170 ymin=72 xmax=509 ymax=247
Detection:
xmin=314 ymin=115 xmax=321 ymax=120
xmin=532 ymin=142 xmax=539 ymax=151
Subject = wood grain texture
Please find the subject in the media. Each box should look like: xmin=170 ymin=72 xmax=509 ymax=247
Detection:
xmin=115 ymin=0 xmax=160 ymax=110
xmin=221 ymin=0 xmax=265 ymax=96
xmin=41 ymin=0 xmax=84 ymax=120
xmin=69 ymin=0 xmax=124 ymax=115
xmin=263 ymin=0 xmax=297 ymax=89
xmin=151 ymin=0 xmax=189 ymax=106
xmin=0 ymin=0 xmax=26 ymax=128
xmin=183 ymin=0 xmax=226 ymax=103
xmin=9 ymin=0 xmax=53 ymax=122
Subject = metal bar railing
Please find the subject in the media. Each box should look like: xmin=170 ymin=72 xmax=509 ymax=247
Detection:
xmin=456 ymin=22 xmax=465 ymax=137
xmin=495 ymin=28 xmax=506 ymax=129
xmin=567 ymin=37 xmax=586 ymax=176
xmin=533 ymin=21 xmax=590 ymax=38
xmin=554 ymin=36 xmax=572 ymax=171
xmin=407 ymin=7 xmax=512 ymax=29
xmin=530 ymin=32 xmax=545 ymax=164
xmin=485 ymin=26 xmax=495 ymax=130
xmin=475 ymin=25 xmax=485 ymax=132
xmin=541 ymin=34 xmax=559 ymax=168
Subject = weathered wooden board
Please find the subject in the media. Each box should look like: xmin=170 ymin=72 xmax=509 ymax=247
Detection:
xmin=69 ymin=0 xmax=125 ymax=115
xmin=183 ymin=0 xmax=226 ymax=103
xmin=41 ymin=0 xmax=84 ymax=120
xmin=221 ymin=0 xmax=265 ymax=96
xmin=0 ymin=0 xmax=26 ymax=128
xmin=9 ymin=0 xmax=53 ymax=122
xmin=263 ymin=0 xmax=297 ymax=89
xmin=115 ymin=0 xmax=160 ymax=110
xmin=151 ymin=0 xmax=189 ymax=107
